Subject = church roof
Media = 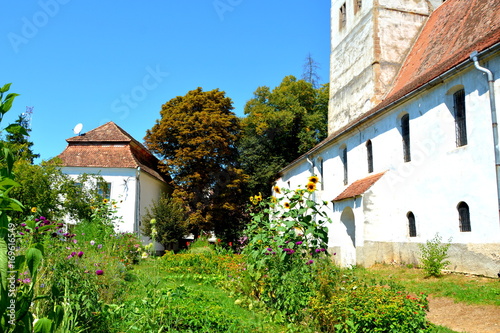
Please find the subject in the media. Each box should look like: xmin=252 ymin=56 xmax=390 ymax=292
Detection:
xmin=57 ymin=122 xmax=169 ymax=183
xmin=332 ymin=171 xmax=386 ymax=202
xmin=282 ymin=0 xmax=500 ymax=171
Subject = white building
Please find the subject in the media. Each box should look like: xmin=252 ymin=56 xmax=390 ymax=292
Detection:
xmin=276 ymin=0 xmax=500 ymax=277
xmin=57 ymin=121 xmax=171 ymax=235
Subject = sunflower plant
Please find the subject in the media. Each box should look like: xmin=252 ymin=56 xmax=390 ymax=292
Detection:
xmin=237 ymin=176 xmax=331 ymax=322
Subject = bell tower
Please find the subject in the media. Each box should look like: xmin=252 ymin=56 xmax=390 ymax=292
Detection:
xmin=328 ymin=0 xmax=444 ymax=134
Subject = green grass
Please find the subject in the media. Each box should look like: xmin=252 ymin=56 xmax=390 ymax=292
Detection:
xmin=113 ymin=259 xmax=289 ymax=333
xmin=361 ymin=264 xmax=500 ymax=306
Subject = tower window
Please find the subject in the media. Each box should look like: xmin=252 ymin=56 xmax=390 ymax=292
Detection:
xmin=407 ymin=212 xmax=416 ymax=237
xmin=366 ymin=140 xmax=373 ymax=173
xmin=401 ymin=114 xmax=411 ymax=162
xmin=342 ymin=147 xmax=348 ymax=185
xmin=457 ymin=201 xmax=471 ymax=232
xmin=354 ymin=0 xmax=362 ymax=14
xmin=454 ymin=89 xmax=467 ymax=147
xmin=339 ymin=3 xmax=347 ymax=30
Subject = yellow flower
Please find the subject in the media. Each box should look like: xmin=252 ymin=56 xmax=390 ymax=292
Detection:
xmin=284 ymin=202 xmax=291 ymax=209
xmin=273 ymin=186 xmax=281 ymax=194
xmin=103 ymin=199 xmax=109 ymax=204
xmin=271 ymin=196 xmax=277 ymax=203
xmin=308 ymin=175 xmax=319 ymax=184
xmin=90 ymin=206 xmax=95 ymax=210
xmin=306 ymin=182 xmax=317 ymax=192
xmin=31 ymin=207 xmax=37 ymax=213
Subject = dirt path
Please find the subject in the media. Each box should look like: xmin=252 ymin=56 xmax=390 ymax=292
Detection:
xmin=427 ymin=296 xmax=500 ymax=333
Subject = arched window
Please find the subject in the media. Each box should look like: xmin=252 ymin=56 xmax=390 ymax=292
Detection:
xmin=366 ymin=140 xmax=373 ymax=173
xmin=401 ymin=114 xmax=411 ymax=162
xmin=454 ymin=89 xmax=467 ymax=147
xmin=457 ymin=202 xmax=471 ymax=232
xmin=407 ymin=212 xmax=416 ymax=237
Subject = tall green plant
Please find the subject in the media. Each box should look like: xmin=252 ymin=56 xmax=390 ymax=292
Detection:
xmin=418 ymin=233 xmax=452 ymax=277
xmin=237 ymin=176 xmax=331 ymax=322
xmin=0 ymin=83 xmax=62 ymax=332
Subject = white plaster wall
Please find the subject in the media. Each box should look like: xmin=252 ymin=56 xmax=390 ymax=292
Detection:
xmin=61 ymin=167 xmax=138 ymax=233
xmin=277 ymin=54 xmax=500 ymax=273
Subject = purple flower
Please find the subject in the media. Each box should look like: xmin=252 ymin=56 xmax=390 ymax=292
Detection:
xmin=19 ymin=232 xmax=24 ymax=235
xmin=21 ymin=223 xmax=26 ymax=227
xmin=315 ymin=249 xmax=321 ymax=253
xmin=333 ymin=252 xmax=336 ymax=255
xmin=22 ymin=278 xmax=31 ymax=284
xmin=295 ymin=241 xmax=303 ymax=245
xmin=95 ymin=270 xmax=104 ymax=275
xmin=267 ymin=247 xmax=273 ymax=251
xmin=305 ymin=260 xmax=314 ymax=265
xmin=71 ymin=252 xmax=77 ymax=257
xmin=77 ymin=251 xmax=84 ymax=258
xmin=97 ymin=244 xmax=103 ymax=249
xmin=40 ymin=216 xmax=46 ymax=220
xmin=320 ymin=248 xmax=326 ymax=252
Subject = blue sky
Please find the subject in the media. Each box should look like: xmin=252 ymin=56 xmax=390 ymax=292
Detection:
xmin=1 ymin=1 xmax=331 ymax=162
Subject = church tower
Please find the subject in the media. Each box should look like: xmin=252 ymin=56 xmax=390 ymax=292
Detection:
xmin=328 ymin=0 xmax=444 ymax=134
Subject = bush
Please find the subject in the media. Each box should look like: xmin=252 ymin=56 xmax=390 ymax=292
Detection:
xmin=309 ymin=264 xmax=433 ymax=332
xmin=141 ymin=194 xmax=188 ymax=250
xmin=418 ymin=233 xmax=451 ymax=277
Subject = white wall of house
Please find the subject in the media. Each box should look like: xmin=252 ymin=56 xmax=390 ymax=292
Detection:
xmin=61 ymin=166 xmax=168 ymax=236
xmin=276 ymin=54 xmax=500 ymax=276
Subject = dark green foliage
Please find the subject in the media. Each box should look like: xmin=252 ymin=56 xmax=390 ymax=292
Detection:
xmin=141 ymin=194 xmax=188 ymax=250
xmin=239 ymin=76 xmax=329 ymax=196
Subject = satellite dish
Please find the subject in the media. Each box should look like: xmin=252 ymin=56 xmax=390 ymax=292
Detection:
xmin=73 ymin=123 xmax=83 ymax=135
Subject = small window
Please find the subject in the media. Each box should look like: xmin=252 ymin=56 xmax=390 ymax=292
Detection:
xmin=454 ymin=89 xmax=467 ymax=147
xmin=401 ymin=114 xmax=411 ymax=162
xmin=354 ymin=0 xmax=362 ymax=14
xmin=407 ymin=212 xmax=416 ymax=237
xmin=339 ymin=3 xmax=347 ymax=30
xmin=366 ymin=140 xmax=373 ymax=173
xmin=98 ymin=182 xmax=112 ymax=200
xmin=457 ymin=201 xmax=471 ymax=232
xmin=342 ymin=147 xmax=348 ymax=185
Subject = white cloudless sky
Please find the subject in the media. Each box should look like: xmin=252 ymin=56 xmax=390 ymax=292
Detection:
xmin=1 ymin=1 xmax=331 ymax=162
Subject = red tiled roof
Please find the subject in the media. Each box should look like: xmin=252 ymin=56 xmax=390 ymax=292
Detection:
xmin=332 ymin=171 xmax=387 ymax=202
xmin=58 ymin=122 xmax=169 ymax=183
xmin=281 ymin=0 xmax=500 ymax=173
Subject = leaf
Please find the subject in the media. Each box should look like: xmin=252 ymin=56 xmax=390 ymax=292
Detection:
xmin=0 ymin=83 xmax=12 ymax=93
xmin=4 ymin=124 xmax=28 ymax=136
xmin=33 ymin=318 xmax=53 ymax=333
xmin=25 ymin=247 xmax=43 ymax=278
xmin=0 ymin=238 xmax=7 ymax=291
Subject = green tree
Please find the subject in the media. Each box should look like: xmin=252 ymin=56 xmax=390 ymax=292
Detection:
xmin=238 ymin=76 xmax=329 ymax=196
xmin=11 ymin=158 xmax=107 ymax=223
xmin=145 ymin=87 xmax=247 ymax=240
xmin=4 ymin=112 xmax=39 ymax=164
xmin=141 ymin=194 xmax=188 ymax=250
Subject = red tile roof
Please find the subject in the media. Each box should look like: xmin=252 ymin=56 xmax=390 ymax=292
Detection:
xmin=282 ymin=0 xmax=500 ymax=172
xmin=332 ymin=171 xmax=387 ymax=202
xmin=58 ymin=122 xmax=169 ymax=183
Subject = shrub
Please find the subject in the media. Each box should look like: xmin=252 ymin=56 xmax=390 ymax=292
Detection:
xmin=418 ymin=233 xmax=451 ymax=277
xmin=141 ymin=194 xmax=188 ymax=250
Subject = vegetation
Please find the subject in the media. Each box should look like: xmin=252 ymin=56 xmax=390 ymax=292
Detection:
xmin=141 ymin=194 xmax=188 ymax=250
xmin=145 ymin=87 xmax=247 ymax=241
xmin=419 ymin=233 xmax=452 ymax=277
xmin=238 ymin=76 xmax=329 ymax=196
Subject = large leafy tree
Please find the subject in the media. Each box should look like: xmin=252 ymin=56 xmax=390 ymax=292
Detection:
xmin=145 ymin=87 xmax=247 ymax=239
xmin=239 ymin=75 xmax=329 ymax=196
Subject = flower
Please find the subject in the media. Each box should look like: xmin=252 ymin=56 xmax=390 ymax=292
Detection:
xmin=141 ymin=252 xmax=148 ymax=259
xmin=267 ymin=247 xmax=273 ymax=251
xmin=295 ymin=241 xmax=303 ymax=245
xmin=95 ymin=270 xmax=104 ymax=275
xmin=308 ymin=175 xmax=319 ymax=184
xmin=284 ymin=202 xmax=291 ymax=209
xmin=97 ymin=244 xmax=103 ymax=249
xmin=306 ymin=181 xmax=316 ymax=192
xmin=305 ymin=260 xmax=314 ymax=265
xmin=31 ymin=207 xmax=37 ymax=213
xmin=273 ymin=186 xmax=281 ymax=194
xmin=21 ymin=223 xmax=26 ymax=227
xmin=103 ymin=199 xmax=109 ymax=204
xmin=90 ymin=240 xmax=95 ymax=246
xmin=77 ymin=251 xmax=84 ymax=258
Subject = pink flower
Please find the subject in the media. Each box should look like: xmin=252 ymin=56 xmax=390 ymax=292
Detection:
xmin=77 ymin=251 xmax=84 ymax=258
xmin=95 ymin=270 xmax=104 ymax=275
